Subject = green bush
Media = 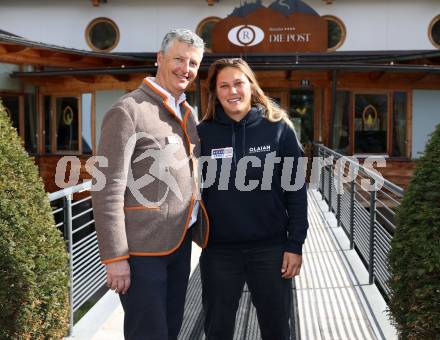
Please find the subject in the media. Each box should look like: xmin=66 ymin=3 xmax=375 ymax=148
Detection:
xmin=388 ymin=123 xmax=440 ymax=339
xmin=0 ymin=101 xmax=69 ymax=339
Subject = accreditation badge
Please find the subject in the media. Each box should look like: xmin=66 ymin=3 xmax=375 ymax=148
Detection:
xmin=211 ymin=147 xmax=233 ymax=159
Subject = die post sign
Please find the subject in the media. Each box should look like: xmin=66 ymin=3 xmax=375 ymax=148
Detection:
xmin=211 ymin=7 xmax=327 ymax=53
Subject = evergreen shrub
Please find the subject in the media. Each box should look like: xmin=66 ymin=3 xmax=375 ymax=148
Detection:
xmin=388 ymin=123 xmax=440 ymax=339
xmin=0 ymin=100 xmax=69 ymax=339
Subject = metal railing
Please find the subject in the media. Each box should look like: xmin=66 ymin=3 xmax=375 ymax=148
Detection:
xmin=48 ymin=180 xmax=105 ymax=336
xmin=313 ymin=143 xmax=404 ymax=299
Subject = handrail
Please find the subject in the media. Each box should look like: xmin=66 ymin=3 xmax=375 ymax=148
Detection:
xmin=48 ymin=180 xmax=92 ymax=202
xmin=48 ymin=180 xmax=103 ymax=337
xmin=317 ymin=144 xmax=404 ymax=197
xmin=313 ymin=143 xmax=404 ymax=298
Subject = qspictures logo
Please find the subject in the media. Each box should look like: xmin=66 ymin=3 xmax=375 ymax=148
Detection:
xmin=55 ymin=133 xmax=387 ymax=207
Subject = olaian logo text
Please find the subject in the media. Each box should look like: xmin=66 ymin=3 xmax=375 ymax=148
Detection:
xmin=228 ymin=25 xmax=265 ymax=47
xmin=249 ymin=145 xmax=271 ymax=154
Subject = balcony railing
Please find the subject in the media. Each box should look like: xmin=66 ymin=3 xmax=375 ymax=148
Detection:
xmin=48 ymin=180 xmax=104 ymax=336
xmin=314 ymin=143 xmax=404 ymax=298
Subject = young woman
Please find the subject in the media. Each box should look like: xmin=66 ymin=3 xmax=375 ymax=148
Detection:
xmin=197 ymin=58 xmax=309 ymax=340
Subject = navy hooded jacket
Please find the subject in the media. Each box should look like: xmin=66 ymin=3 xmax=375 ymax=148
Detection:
xmin=197 ymin=105 xmax=309 ymax=254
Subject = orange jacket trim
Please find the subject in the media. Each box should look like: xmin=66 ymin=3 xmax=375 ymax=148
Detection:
xmin=143 ymin=79 xmax=193 ymax=155
xmin=101 ymin=255 xmax=130 ymax=265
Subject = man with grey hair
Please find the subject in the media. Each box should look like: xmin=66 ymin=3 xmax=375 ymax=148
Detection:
xmin=92 ymin=29 xmax=209 ymax=339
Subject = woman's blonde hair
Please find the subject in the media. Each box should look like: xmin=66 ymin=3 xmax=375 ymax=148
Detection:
xmin=203 ymin=58 xmax=293 ymax=128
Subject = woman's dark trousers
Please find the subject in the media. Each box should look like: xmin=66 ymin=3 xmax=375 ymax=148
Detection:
xmin=200 ymin=245 xmax=292 ymax=340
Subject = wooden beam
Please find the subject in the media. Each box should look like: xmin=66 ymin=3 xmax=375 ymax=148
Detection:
xmin=0 ymin=46 xmax=130 ymax=68
xmin=0 ymin=44 xmax=8 ymax=55
xmin=110 ymin=74 xmax=131 ymax=82
xmin=72 ymin=75 xmax=96 ymax=83
xmin=2 ymin=44 xmax=27 ymax=53
xmin=67 ymin=55 xmax=87 ymax=63
xmin=368 ymin=71 xmax=386 ymax=81
xmin=413 ymin=73 xmax=440 ymax=86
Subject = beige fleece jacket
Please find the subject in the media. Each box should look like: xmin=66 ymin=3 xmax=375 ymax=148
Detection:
xmin=92 ymin=80 xmax=209 ymax=264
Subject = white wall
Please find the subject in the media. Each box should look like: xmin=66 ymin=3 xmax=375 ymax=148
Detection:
xmin=0 ymin=0 xmax=438 ymax=52
xmin=95 ymin=89 xmax=126 ymax=148
xmin=312 ymin=0 xmax=440 ymax=51
xmin=412 ymin=90 xmax=440 ymax=159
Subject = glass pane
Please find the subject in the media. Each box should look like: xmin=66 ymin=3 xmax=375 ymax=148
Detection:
xmin=44 ymin=95 xmax=51 ymax=153
xmin=90 ymin=21 xmax=117 ymax=50
xmin=185 ymin=91 xmax=198 ymax=115
xmin=354 ymin=94 xmax=388 ymax=154
xmin=331 ymin=91 xmax=350 ymax=154
xmin=1 ymin=95 xmax=20 ymax=131
xmin=432 ymin=19 xmax=440 ymax=46
xmin=56 ymin=97 xmax=79 ymax=152
xmin=327 ymin=19 xmax=342 ymax=49
xmin=392 ymin=92 xmax=407 ymax=157
xmin=289 ymin=90 xmax=314 ymax=145
xmin=199 ymin=20 xmax=218 ymax=50
xmin=24 ymin=93 xmax=37 ymax=153
xmin=81 ymin=93 xmax=93 ymax=154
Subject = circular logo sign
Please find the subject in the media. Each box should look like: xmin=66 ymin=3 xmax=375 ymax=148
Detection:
xmin=228 ymin=25 xmax=265 ymax=47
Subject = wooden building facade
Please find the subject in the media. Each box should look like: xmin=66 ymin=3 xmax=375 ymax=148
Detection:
xmin=1 ymin=0 xmax=440 ymax=191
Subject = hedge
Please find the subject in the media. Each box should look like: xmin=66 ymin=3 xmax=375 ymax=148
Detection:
xmin=388 ymin=123 xmax=440 ymax=339
xmin=0 ymin=100 xmax=69 ymax=339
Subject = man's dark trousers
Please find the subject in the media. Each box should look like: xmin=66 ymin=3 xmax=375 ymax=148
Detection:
xmin=200 ymin=244 xmax=292 ymax=340
xmin=119 ymin=230 xmax=192 ymax=340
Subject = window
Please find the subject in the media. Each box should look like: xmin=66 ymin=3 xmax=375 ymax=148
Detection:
xmin=323 ymin=15 xmax=346 ymax=51
xmin=1 ymin=93 xmax=37 ymax=154
xmin=86 ymin=17 xmax=120 ymax=52
xmin=82 ymin=93 xmax=93 ymax=154
xmin=289 ymin=90 xmax=314 ymax=145
xmin=1 ymin=95 xmax=20 ymax=131
xmin=44 ymin=95 xmax=51 ymax=153
xmin=392 ymin=92 xmax=407 ymax=157
xmin=24 ymin=93 xmax=37 ymax=153
xmin=348 ymin=91 xmax=408 ymax=156
xmin=56 ymin=96 xmax=79 ymax=152
xmin=43 ymin=94 xmax=93 ymax=154
xmin=429 ymin=15 xmax=440 ymax=49
xmin=196 ymin=17 xmax=221 ymax=51
xmin=354 ymin=93 xmax=388 ymax=154
xmin=185 ymin=91 xmax=201 ymax=118
xmin=331 ymin=91 xmax=350 ymax=154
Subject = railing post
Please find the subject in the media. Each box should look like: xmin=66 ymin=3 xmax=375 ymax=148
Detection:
xmin=320 ymin=147 xmax=325 ymax=200
xmin=368 ymin=178 xmax=377 ymax=284
xmin=328 ymin=160 xmax=333 ymax=212
xmin=349 ymin=179 xmax=355 ymax=249
xmin=336 ymin=162 xmax=342 ymax=227
xmin=64 ymin=194 xmax=74 ymax=336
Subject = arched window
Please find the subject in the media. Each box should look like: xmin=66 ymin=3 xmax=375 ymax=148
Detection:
xmin=323 ymin=15 xmax=346 ymax=51
xmin=85 ymin=17 xmax=120 ymax=52
xmin=196 ymin=16 xmax=221 ymax=51
xmin=428 ymin=15 xmax=440 ymax=49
